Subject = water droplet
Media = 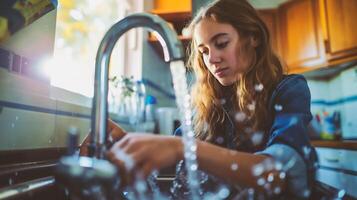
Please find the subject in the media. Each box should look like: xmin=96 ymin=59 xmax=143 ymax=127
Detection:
xmin=252 ymin=164 xmax=264 ymax=176
xmin=248 ymin=101 xmax=256 ymax=111
xmin=257 ymin=178 xmax=265 ymax=186
xmin=11 ymin=123 xmax=15 ymax=128
xmin=190 ymin=145 xmax=197 ymax=152
xmin=274 ymin=187 xmax=281 ymax=194
xmin=190 ymin=164 xmax=198 ymax=171
xmin=337 ymin=189 xmax=346 ymax=198
xmin=274 ymin=104 xmax=283 ymax=111
xmin=231 ymin=163 xmax=239 ymax=171
xmin=220 ymin=99 xmax=226 ymax=105
xmin=264 ymin=183 xmax=271 ymax=190
xmin=218 ymin=187 xmax=230 ymax=198
xmin=190 ymin=154 xmax=197 ymax=160
xmin=135 ymin=180 xmax=147 ymax=192
xmin=14 ymin=172 xmax=18 ymax=176
xmin=187 ymin=131 xmax=195 ymax=137
xmin=279 ymin=172 xmax=286 ymax=179
xmin=15 ymin=116 xmax=19 ymax=120
xmin=251 ymin=132 xmax=264 ymax=146
xmin=216 ymin=137 xmax=224 ymax=144
xmin=244 ymin=127 xmax=253 ymax=134
xmin=254 ymin=83 xmax=264 ymax=92
xmin=8 ymin=178 xmax=13 ymax=185
xmin=302 ymin=146 xmax=311 ymax=159
xmin=274 ymin=162 xmax=283 ymax=171
xmin=303 ymin=189 xmax=311 ymax=198
xmin=235 ymin=112 xmax=246 ymax=122
xmin=314 ymin=162 xmax=319 ymax=169
xmin=267 ymin=173 xmax=274 ymax=182
xmin=48 ymin=140 xmax=52 ymax=144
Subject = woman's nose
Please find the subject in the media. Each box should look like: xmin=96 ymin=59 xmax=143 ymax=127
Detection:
xmin=208 ymin=50 xmax=221 ymax=64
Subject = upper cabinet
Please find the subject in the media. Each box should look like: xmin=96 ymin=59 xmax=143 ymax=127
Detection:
xmin=147 ymin=0 xmax=357 ymax=74
xmin=149 ymin=0 xmax=192 ymax=58
xmin=279 ymin=0 xmax=326 ymax=71
xmin=258 ymin=10 xmax=280 ymax=55
xmin=278 ymin=0 xmax=357 ymax=73
xmin=152 ymin=0 xmax=191 ymax=13
xmin=321 ymin=0 xmax=357 ymax=60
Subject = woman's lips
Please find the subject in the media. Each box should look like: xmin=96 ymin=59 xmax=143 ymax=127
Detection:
xmin=214 ymin=67 xmax=229 ymax=77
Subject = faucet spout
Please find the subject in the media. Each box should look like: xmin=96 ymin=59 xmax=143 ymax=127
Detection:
xmin=90 ymin=13 xmax=185 ymax=158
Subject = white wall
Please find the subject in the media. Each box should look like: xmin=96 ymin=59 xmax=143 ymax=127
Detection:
xmin=307 ymin=66 xmax=357 ymax=139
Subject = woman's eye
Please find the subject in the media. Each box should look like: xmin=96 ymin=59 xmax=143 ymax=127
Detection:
xmin=216 ymin=41 xmax=228 ymax=49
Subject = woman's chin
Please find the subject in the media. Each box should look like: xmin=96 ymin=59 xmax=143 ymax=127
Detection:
xmin=217 ymin=77 xmax=235 ymax=86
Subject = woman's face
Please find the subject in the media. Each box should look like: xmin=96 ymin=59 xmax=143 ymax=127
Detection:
xmin=194 ymin=18 xmax=257 ymax=86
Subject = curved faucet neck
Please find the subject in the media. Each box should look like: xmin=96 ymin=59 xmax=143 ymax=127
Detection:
xmin=90 ymin=13 xmax=185 ymax=158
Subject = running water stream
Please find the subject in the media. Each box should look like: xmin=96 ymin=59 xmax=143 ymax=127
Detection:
xmin=170 ymin=60 xmax=201 ymax=200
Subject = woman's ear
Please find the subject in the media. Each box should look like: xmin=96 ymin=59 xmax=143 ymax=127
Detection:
xmin=250 ymin=36 xmax=259 ymax=47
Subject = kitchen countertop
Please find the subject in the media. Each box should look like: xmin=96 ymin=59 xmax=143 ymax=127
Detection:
xmin=311 ymin=140 xmax=357 ymax=150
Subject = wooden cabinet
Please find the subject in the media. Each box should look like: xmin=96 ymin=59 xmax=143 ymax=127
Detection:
xmin=278 ymin=0 xmax=357 ymax=74
xmin=258 ymin=10 xmax=280 ymax=55
xmin=152 ymin=0 xmax=191 ymax=13
xmin=279 ymin=0 xmax=326 ymax=71
xmin=321 ymin=0 xmax=357 ymax=60
xmin=149 ymin=0 xmax=192 ymax=58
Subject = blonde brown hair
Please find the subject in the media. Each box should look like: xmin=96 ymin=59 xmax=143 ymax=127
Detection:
xmin=188 ymin=0 xmax=284 ymax=147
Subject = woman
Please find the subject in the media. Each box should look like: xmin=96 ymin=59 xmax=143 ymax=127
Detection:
xmin=82 ymin=0 xmax=317 ymax=198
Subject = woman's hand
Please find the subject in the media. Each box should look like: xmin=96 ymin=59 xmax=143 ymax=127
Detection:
xmin=79 ymin=119 xmax=127 ymax=156
xmin=107 ymin=134 xmax=183 ymax=179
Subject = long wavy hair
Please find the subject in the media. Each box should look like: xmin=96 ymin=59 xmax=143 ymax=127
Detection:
xmin=187 ymin=0 xmax=285 ymax=148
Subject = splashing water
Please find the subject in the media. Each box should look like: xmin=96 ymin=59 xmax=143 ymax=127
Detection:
xmin=254 ymin=83 xmax=264 ymax=92
xmin=235 ymin=112 xmax=246 ymax=122
xmin=170 ymin=60 xmax=201 ymax=199
xmin=8 ymin=178 xmax=13 ymax=185
xmin=274 ymin=104 xmax=283 ymax=111
xmin=219 ymin=98 xmax=227 ymax=105
xmin=247 ymin=101 xmax=256 ymax=111
xmin=251 ymin=132 xmax=264 ymax=146
xmin=252 ymin=164 xmax=264 ymax=176
xmin=231 ymin=163 xmax=239 ymax=171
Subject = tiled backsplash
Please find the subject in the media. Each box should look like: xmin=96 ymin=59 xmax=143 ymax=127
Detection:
xmin=307 ymin=66 xmax=357 ymax=139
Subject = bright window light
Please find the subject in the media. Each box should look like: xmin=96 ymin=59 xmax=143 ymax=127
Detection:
xmin=51 ymin=0 xmax=123 ymax=97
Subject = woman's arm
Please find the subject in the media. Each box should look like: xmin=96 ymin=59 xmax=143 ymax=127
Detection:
xmin=108 ymin=134 xmax=285 ymax=192
xmin=195 ymin=139 xmax=285 ymax=192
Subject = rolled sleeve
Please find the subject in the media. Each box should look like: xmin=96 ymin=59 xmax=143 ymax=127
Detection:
xmin=256 ymin=143 xmax=309 ymax=198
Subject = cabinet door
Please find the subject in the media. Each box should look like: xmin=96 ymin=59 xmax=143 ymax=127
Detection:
xmin=323 ymin=0 xmax=357 ymax=60
xmin=258 ymin=10 xmax=280 ymax=55
xmin=279 ymin=0 xmax=326 ymax=70
xmin=153 ymin=0 xmax=191 ymax=13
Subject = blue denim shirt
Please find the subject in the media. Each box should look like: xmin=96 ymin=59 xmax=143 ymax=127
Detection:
xmin=172 ymin=74 xmax=318 ymax=199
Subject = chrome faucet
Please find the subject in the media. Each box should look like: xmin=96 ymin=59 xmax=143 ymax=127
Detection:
xmin=89 ymin=13 xmax=185 ymax=158
xmin=56 ymin=13 xmax=185 ymax=200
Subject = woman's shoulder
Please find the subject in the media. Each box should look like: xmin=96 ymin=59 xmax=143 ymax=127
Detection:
xmin=275 ymin=74 xmax=308 ymax=93
xmin=268 ymin=74 xmax=311 ymax=111
xmin=271 ymin=74 xmax=309 ymax=98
